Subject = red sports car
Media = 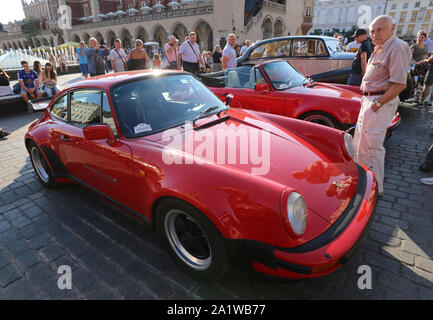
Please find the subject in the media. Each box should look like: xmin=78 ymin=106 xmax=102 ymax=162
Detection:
xmin=198 ymin=60 xmax=400 ymax=134
xmin=25 ymin=70 xmax=377 ymax=280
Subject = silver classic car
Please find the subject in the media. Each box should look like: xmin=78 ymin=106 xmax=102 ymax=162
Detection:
xmin=237 ymin=36 xmax=355 ymax=84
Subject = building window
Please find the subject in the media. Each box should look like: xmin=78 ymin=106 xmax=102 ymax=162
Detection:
xmin=400 ymin=12 xmax=407 ymax=22
xmin=415 ymin=2 xmax=421 ymax=8
xmin=403 ymin=3 xmax=408 ymax=9
xmin=397 ymin=26 xmax=403 ymax=36
xmin=407 ymin=25 xmax=415 ymax=36
xmin=426 ymin=10 xmax=433 ymax=21
xmin=430 ymin=1 xmax=433 ymax=6
xmin=391 ymin=4 xmax=397 ymax=10
xmin=411 ymin=11 xmax=418 ymax=22
xmin=419 ymin=11 xmax=425 ymax=21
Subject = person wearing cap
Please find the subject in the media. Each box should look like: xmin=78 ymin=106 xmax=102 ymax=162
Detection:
xmin=353 ymin=15 xmax=411 ymax=196
xmin=347 ymin=29 xmax=373 ymax=86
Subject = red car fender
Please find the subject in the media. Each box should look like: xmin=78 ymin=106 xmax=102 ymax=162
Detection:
xmin=129 ymin=142 xmax=330 ymax=248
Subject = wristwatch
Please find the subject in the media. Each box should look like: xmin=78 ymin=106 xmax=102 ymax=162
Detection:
xmin=374 ymin=99 xmax=382 ymax=108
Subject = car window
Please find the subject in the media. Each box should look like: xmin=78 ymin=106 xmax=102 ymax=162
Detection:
xmin=70 ymin=90 xmax=102 ymax=127
xmin=102 ymin=92 xmax=117 ymax=136
xmin=325 ymin=38 xmax=344 ymax=54
xmin=293 ymin=39 xmax=329 ymax=57
xmin=50 ymin=94 xmax=68 ymax=121
xmin=255 ymin=68 xmax=266 ymax=84
xmin=262 ymin=61 xmax=307 ymax=90
xmin=111 ymin=74 xmax=224 ymax=138
xmin=224 ymin=65 xmax=255 ymax=89
xmin=249 ymin=40 xmax=292 ymax=59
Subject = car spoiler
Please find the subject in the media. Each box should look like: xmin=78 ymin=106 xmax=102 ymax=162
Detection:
xmin=27 ymin=97 xmax=52 ymax=113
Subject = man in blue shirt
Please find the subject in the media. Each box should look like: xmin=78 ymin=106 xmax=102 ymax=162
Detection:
xmin=77 ymin=41 xmax=89 ymax=78
xmin=18 ymin=60 xmax=42 ymax=103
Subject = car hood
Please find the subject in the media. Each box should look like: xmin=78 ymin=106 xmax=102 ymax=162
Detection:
xmin=155 ymin=109 xmax=359 ymax=224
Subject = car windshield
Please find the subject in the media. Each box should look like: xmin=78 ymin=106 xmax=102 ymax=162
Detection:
xmin=325 ymin=38 xmax=344 ymax=54
xmin=111 ymin=74 xmax=226 ymax=137
xmin=262 ymin=61 xmax=307 ymax=90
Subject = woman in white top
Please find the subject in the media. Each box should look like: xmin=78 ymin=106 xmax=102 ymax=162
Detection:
xmin=41 ymin=62 xmax=59 ymax=97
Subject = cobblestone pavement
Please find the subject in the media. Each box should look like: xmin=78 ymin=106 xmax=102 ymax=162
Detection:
xmin=0 ymin=102 xmax=433 ymax=300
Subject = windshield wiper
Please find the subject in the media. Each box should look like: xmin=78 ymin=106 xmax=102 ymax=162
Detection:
xmin=192 ymin=105 xmax=228 ymax=125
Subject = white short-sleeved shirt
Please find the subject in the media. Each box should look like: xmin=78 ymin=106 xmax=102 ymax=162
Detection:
xmin=240 ymin=45 xmax=249 ymax=56
xmin=346 ymin=41 xmax=361 ymax=53
xmin=179 ymin=41 xmax=201 ymax=63
xmin=223 ymin=45 xmax=237 ymax=69
xmin=109 ymin=48 xmax=127 ymax=72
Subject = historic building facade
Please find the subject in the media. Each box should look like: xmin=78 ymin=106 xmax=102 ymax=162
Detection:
xmin=385 ymin=0 xmax=433 ymax=40
xmin=0 ymin=0 xmax=314 ymax=51
xmin=311 ymin=0 xmax=386 ymax=35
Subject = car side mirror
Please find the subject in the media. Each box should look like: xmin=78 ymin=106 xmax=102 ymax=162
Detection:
xmin=83 ymin=125 xmax=116 ymax=145
xmin=255 ymin=83 xmax=270 ymax=93
xmin=225 ymin=94 xmax=234 ymax=106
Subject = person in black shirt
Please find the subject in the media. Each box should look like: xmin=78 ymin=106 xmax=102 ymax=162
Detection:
xmin=212 ymin=45 xmax=223 ymax=72
xmin=347 ymin=29 xmax=373 ymax=86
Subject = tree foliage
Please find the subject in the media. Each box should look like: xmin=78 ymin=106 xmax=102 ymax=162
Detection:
xmin=21 ymin=18 xmax=41 ymax=40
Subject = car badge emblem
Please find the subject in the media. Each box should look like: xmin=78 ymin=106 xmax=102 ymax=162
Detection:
xmin=333 ymin=181 xmax=344 ymax=189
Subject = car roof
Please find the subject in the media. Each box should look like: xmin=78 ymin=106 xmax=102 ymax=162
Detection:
xmin=239 ymin=35 xmax=338 ymax=59
xmin=251 ymin=35 xmax=337 ymax=45
xmin=64 ymin=69 xmax=188 ymax=91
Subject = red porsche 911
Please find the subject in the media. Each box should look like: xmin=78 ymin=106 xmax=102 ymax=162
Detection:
xmin=198 ymin=60 xmax=400 ymax=135
xmin=25 ymin=70 xmax=377 ymax=280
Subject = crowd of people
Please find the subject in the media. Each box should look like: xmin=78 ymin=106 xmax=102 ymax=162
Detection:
xmin=71 ymin=32 xmax=252 ymax=78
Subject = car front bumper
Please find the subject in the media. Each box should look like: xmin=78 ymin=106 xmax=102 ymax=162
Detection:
xmin=247 ymin=163 xmax=377 ymax=279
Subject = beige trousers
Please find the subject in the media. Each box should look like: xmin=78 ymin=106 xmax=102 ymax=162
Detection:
xmin=353 ymin=95 xmax=399 ymax=193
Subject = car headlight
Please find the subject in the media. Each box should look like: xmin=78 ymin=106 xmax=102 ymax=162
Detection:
xmin=286 ymin=192 xmax=307 ymax=236
xmin=343 ymin=132 xmax=354 ymax=160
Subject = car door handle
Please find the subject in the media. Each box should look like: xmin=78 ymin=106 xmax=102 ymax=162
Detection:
xmin=61 ymin=135 xmax=71 ymax=142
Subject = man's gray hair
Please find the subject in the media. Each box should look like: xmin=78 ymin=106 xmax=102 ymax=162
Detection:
xmin=370 ymin=15 xmax=395 ymax=28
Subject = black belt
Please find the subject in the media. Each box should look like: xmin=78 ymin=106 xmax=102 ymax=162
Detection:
xmin=362 ymin=91 xmax=385 ymax=96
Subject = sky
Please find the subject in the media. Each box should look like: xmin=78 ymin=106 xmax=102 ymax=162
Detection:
xmin=0 ymin=0 xmax=25 ymax=25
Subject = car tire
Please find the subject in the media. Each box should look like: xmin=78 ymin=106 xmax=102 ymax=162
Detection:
xmin=299 ymin=111 xmax=340 ymax=129
xmin=155 ymin=198 xmax=230 ymax=281
xmin=28 ymin=141 xmax=57 ymax=188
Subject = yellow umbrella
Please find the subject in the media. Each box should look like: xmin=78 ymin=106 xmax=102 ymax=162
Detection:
xmin=32 ymin=46 xmax=51 ymax=53
xmin=55 ymin=41 xmax=80 ymax=50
